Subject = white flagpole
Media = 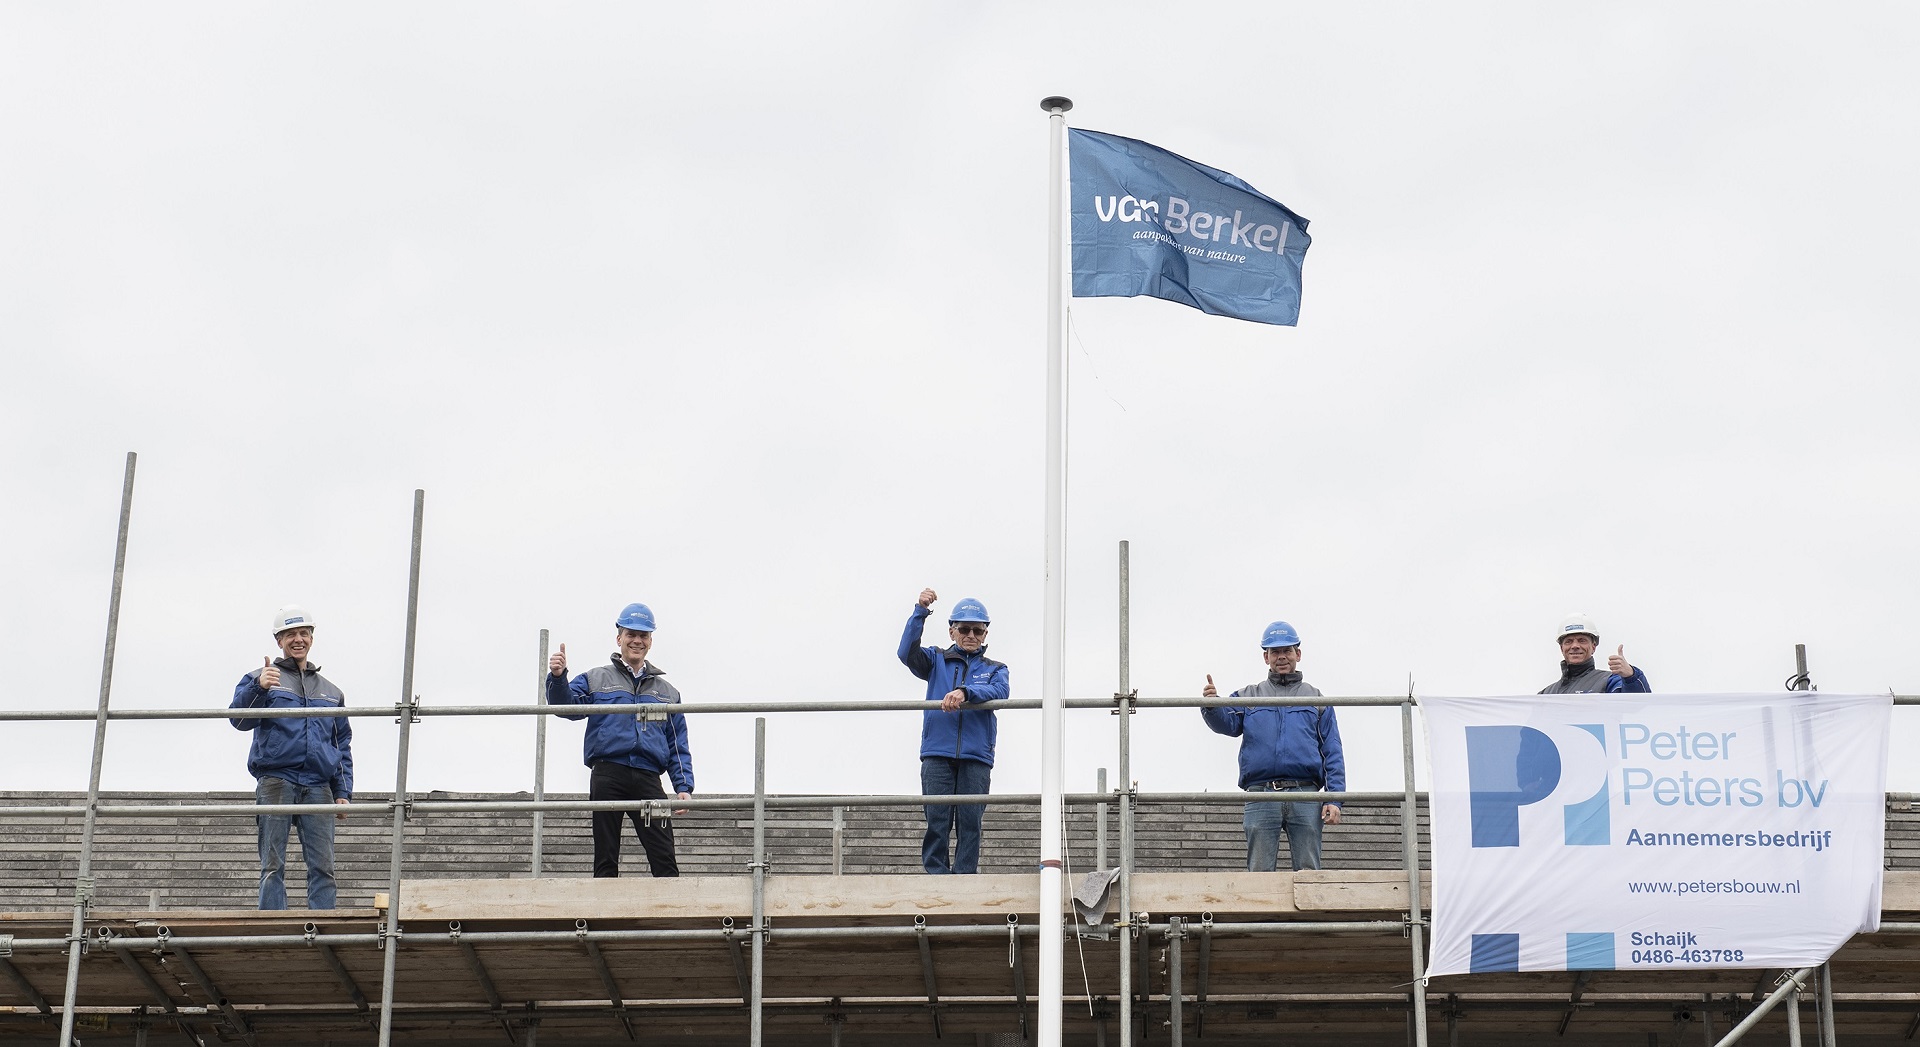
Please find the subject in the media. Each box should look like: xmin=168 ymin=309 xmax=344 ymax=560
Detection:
xmin=1038 ymin=93 xmax=1073 ymax=1047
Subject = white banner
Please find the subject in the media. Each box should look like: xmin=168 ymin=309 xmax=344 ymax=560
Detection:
xmin=1423 ymin=692 xmax=1890 ymax=978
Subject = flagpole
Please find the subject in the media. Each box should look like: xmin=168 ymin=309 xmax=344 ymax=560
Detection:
xmin=1038 ymin=92 xmax=1073 ymax=1047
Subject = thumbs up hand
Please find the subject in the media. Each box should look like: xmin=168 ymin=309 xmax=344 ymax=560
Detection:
xmin=1608 ymin=644 xmax=1633 ymax=677
xmin=549 ymin=643 xmax=568 ymax=678
xmin=260 ymin=656 xmax=281 ymax=691
xmin=1202 ymin=674 xmax=1218 ymax=698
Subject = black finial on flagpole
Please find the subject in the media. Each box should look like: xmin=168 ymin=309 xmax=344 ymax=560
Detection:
xmin=1040 ymin=96 xmax=1074 ymax=114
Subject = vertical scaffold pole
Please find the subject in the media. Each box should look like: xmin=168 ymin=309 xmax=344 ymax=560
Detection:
xmin=57 ymin=451 xmax=136 ymax=1047
xmin=1096 ymin=767 xmax=1108 ymax=870
xmin=376 ymin=489 xmax=425 ymax=1047
xmin=1402 ymin=695 xmax=1429 ymax=1047
xmin=1817 ymin=962 xmax=1835 ymax=1047
xmin=1116 ymin=540 xmax=1135 ymax=1047
xmin=1167 ymin=918 xmax=1183 ymax=1047
xmin=532 ymin=628 xmax=549 ymax=876
xmin=1786 ymin=644 xmax=1837 ymax=1047
xmin=751 ymin=717 xmax=767 ymax=1046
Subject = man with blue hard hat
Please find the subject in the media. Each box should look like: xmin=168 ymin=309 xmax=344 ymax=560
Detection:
xmin=548 ymin=602 xmax=694 ymax=878
xmin=1540 ymin=613 xmax=1650 ymax=694
xmin=898 ymin=588 xmax=1010 ymax=874
xmin=1202 ymin=619 xmax=1345 ymax=872
xmin=228 ymin=604 xmax=354 ymax=910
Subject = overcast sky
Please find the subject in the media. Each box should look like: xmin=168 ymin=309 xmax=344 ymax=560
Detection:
xmin=3 ymin=3 xmax=1916 ymax=807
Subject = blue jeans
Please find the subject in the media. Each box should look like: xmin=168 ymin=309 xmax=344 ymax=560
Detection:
xmin=1243 ymin=780 xmax=1323 ymax=872
xmin=256 ymin=777 xmax=337 ymax=910
xmin=921 ymin=757 xmax=991 ymax=874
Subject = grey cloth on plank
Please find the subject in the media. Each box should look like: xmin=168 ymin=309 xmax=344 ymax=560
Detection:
xmin=1071 ymin=867 xmax=1123 ymax=927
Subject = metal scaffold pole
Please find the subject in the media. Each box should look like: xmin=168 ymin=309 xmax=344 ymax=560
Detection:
xmin=751 ymin=717 xmax=768 ymax=1046
xmin=532 ymin=628 xmax=549 ymax=876
xmin=1403 ymin=693 xmax=1429 ymax=1047
xmin=1116 ymin=540 xmax=1135 ymax=1047
xmin=377 ymin=490 xmax=426 ymax=1047
xmin=1787 ymin=642 xmax=1838 ymax=1047
xmin=57 ymin=451 xmax=136 ymax=1047
xmin=1713 ymin=967 xmax=1817 ymax=1047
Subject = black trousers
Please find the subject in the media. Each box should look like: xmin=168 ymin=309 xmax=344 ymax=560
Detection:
xmin=590 ymin=762 xmax=679 ymax=878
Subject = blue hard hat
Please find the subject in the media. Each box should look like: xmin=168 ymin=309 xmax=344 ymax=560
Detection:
xmin=1261 ymin=620 xmax=1301 ymax=649
xmin=614 ymin=603 xmax=657 ymax=632
xmin=948 ymin=598 xmax=991 ymax=624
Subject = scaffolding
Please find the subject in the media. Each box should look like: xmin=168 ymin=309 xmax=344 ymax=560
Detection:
xmin=4 ymin=455 xmax=1918 ymax=1046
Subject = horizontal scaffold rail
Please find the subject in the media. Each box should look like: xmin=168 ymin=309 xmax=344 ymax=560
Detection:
xmin=0 ymin=918 xmax=1416 ymax=953
xmin=0 ymin=692 xmax=1415 ymax=722
xmin=6 ymin=691 xmax=1914 ymax=722
xmin=0 ymin=788 xmax=1403 ymax=820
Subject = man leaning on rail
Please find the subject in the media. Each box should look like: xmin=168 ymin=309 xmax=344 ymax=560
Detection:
xmin=1201 ymin=620 xmax=1345 ymax=872
xmin=1540 ymin=612 xmax=1650 ymax=694
xmin=228 ymin=604 xmax=353 ymax=910
xmin=548 ymin=602 xmax=694 ymax=878
xmin=898 ymin=588 xmax=1010 ymax=875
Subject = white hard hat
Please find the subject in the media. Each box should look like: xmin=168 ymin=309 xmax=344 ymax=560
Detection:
xmin=1556 ymin=613 xmax=1599 ymax=641
xmin=271 ymin=605 xmax=317 ymax=635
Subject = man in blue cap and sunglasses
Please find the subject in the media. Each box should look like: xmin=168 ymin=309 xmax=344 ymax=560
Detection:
xmin=899 ymin=587 xmax=1010 ymax=874
xmin=549 ymin=602 xmax=694 ymax=877
xmin=1202 ymin=620 xmax=1345 ymax=872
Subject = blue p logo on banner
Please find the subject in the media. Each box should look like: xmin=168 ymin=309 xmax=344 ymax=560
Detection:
xmin=1465 ymin=725 xmax=1610 ymax=847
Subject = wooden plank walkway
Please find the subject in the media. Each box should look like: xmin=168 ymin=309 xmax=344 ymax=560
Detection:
xmin=0 ymin=792 xmax=1914 ymax=1043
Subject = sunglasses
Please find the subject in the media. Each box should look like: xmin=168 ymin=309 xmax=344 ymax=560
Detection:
xmin=952 ymin=624 xmax=988 ymax=637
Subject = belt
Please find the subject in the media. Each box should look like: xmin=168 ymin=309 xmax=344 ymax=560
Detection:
xmin=1254 ymin=779 xmax=1318 ymax=790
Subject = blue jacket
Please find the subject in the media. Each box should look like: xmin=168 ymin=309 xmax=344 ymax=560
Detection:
xmin=1201 ymin=673 xmax=1344 ymax=797
xmin=1540 ymin=663 xmax=1652 ymax=695
xmin=229 ymin=658 xmax=354 ymax=798
xmin=547 ymin=656 xmax=694 ymax=795
xmin=898 ymin=604 xmax=1009 ymax=766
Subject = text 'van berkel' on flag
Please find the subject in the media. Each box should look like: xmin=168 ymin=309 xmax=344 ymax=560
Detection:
xmin=1069 ymin=128 xmax=1311 ymax=327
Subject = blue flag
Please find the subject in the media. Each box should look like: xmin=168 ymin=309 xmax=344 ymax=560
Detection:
xmin=1070 ymin=128 xmax=1311 ymax=326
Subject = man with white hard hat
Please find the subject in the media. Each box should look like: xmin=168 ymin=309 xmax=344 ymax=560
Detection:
xmin=1541 ymin=613 xmax=1650 ymax=694
xmin=898 ymin=588 xmax=1010 ymax=874
xmin=548 ymin=602 xmax=694 ymax=877
xmin=1202 ymin=620 xmax=1345 ymax=872
xmin=228 ymin=605 xmax=353 ymax=910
